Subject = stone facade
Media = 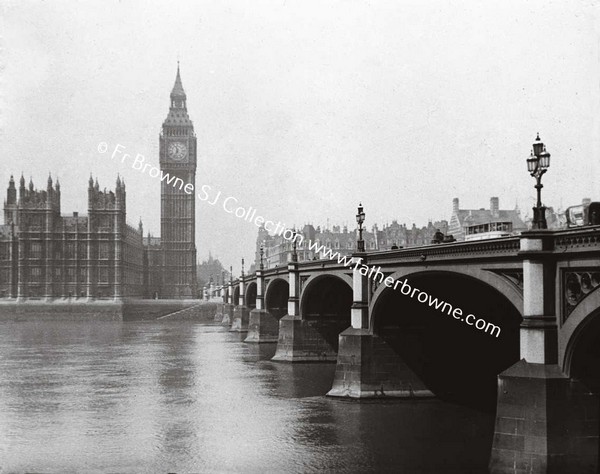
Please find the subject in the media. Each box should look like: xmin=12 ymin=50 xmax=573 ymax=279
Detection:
xmin=0 ymin=175 xmax=144 ymax=300
xmin=255 ymin=220 xmax=449 ymax=269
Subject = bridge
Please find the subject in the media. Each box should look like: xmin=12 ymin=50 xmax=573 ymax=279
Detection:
xmin=208 ymin=225 xmax=600 ymax=473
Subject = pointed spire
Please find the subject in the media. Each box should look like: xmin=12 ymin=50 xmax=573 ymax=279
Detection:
xmin=170 ymin=62 xmax=186 ymax=101
xmin=20 ymin=173 xmax=25 ymax=188
xmin=29 ymin=177 xmax=34 ymax=191
xmin=89 ymin=174 xmax=94 ymax=188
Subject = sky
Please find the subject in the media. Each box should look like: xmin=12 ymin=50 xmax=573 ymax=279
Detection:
xmin=1 ymin=0 xmax=599 ymax=272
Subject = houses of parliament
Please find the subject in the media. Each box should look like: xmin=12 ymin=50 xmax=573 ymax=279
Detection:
xmin=0 ymin=67 xmax=198 ymax=300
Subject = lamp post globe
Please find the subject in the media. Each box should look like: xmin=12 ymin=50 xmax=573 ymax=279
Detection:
xmin=527 ymin=133 xmax=551 ymax=230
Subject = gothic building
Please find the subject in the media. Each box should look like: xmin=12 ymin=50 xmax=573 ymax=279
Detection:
xmin=0 ymin=175 xmax=145 ymax=299
xmin=0 ymin=65 xmax=198 ymax=301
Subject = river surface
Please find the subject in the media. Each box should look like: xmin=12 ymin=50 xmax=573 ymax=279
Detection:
xmin=0 ymin=319 xmax=495 ymax=473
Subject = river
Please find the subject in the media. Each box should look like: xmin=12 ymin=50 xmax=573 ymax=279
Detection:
xmin=0 ymin=319 xmax=494 ymax=473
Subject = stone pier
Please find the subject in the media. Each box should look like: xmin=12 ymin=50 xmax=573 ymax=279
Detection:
xmin=489 ymin=231 xmax=598 ymax=473
xmin=245 ymin=265 xmax=279 ymax=342
xmin=230 ymin=305 xmax=250 ymax=332
xmin=213 ymin=302 xmax=224 ymax=322
xmin=245 ymin=308 xmax=279 ymax=343
xmin=327 ymin=253 xmax=433 ymax=398
xmin=272 ymin=315 xmax=338 ymax=361
xmin=271 ymin=256 xmax=338 ymax=361
xmin=328 ymin=327 xmax=434 ymax=397
xmin=230 ymin=267 xmax=250 ymax=332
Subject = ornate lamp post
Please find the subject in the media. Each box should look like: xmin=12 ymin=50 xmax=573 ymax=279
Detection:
xmin=259 ymin=244 xmax=264 ymax=270
xmin=241 ymin=258 xmax=245 ymax=277
xmin=356 ymin=203 xmax=366 ymax=252
xmin=527 ymin=133 xmax=551 ymax=229
xmin=291 ymin=229 xmax=298 ymax=262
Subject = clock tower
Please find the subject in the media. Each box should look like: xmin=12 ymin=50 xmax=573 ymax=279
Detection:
xmin=158 ymin=64 xmax=197 ymax=298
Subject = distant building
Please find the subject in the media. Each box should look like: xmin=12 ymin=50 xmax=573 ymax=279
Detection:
xmin=197 ymin=253 xmax=228 ymax=290
xmin=449 ymin=197 xmax=526 ymax=241
xmin=255 ymin=219 xmax=449 ymax=269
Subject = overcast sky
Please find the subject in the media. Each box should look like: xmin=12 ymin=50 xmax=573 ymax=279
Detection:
xmin=1 ymin=0 xmax=598 ymax=272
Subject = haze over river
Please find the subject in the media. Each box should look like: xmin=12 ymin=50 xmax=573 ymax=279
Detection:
xmin=0 ymin=319 xmax=494 ymax=473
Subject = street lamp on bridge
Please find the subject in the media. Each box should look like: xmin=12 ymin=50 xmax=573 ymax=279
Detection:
xmin=527 ymin=133 xmax=551 ymax=229
xmin=356 ymin=203 xmax=366 ymax=252
xmin=259 ymin=244 xmax=264 ymax=270
xmin=291 ymin=228 xmax=299 ymax=262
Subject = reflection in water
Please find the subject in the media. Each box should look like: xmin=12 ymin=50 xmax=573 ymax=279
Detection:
xmin=0 ymin=320 xmax=493 ymax=473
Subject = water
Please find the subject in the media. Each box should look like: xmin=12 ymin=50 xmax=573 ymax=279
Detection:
xmin=0 ymin=320 xmax=494 ymax=473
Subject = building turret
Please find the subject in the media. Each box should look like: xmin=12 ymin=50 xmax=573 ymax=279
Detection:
xmin=4 ymin=176 xmax=18 ymax=225
xmin=7 ymin=175 xmax=16 ymax=206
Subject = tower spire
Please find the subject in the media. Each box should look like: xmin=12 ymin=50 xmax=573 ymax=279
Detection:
xmin=170 ymin=63 xmax=186 ymax=108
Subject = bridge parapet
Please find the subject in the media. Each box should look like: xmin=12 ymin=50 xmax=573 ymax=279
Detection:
xmin=369 ymin=236 xmax=520 ymax=263
xmin=553 ymin=226 xmax=600 ymax=253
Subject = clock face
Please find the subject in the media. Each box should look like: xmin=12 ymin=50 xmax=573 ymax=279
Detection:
xmin=167 ymin=141 xmax=188 ymax=161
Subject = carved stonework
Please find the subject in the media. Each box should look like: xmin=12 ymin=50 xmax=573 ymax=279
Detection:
xmin=370 ymin=272 xmax=393 ymax=297
xmin=488 ymin=270 xmax=523 ymax=292
xmin=563 ymin=270 xmax=600 ymax=322
xmin=300 ymin=276 xmax=309 ymax=292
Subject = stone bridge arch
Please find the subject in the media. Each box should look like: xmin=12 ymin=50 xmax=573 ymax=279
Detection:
xmin=265 ymin=278 xmax=289 ymax=320
xmin=369 ymin=265 xmax=524 ymax=323
xmin=245 ymin=281 xmax=257 ymax=309
xmin=299 ymin=273 xmax=353 ymax=351
xmin=561 ymin=287 xmax=600 ymax=393
xmin=233 ymin=285 xmax=240 ymax=305
xmin=369 ymin=268 xmax=523 ymax=409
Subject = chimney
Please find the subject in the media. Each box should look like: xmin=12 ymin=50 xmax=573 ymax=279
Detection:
xmin=583 ymin=198 xmax=591 ymax=207
xmin=452 ymin=198 xmax=459 ymax=214
xmin=73 ymin=211 xmax=78 ymax=217
xmin=490 ymin=197 xmax=499 ymax=217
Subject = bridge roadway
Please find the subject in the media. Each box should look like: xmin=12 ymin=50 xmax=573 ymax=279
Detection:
xmin=209 ymin=226 xmax=600 ymax=474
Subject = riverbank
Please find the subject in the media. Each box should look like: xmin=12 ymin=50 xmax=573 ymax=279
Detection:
xmin=0 ymin=299 xmax=218 ymax=321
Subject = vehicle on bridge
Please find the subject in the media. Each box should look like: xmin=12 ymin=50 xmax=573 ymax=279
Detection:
xmin=566 ymin=200 xmax=600 ymax=227
xmin=463 ymin=221 xmax=514 ymax=241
